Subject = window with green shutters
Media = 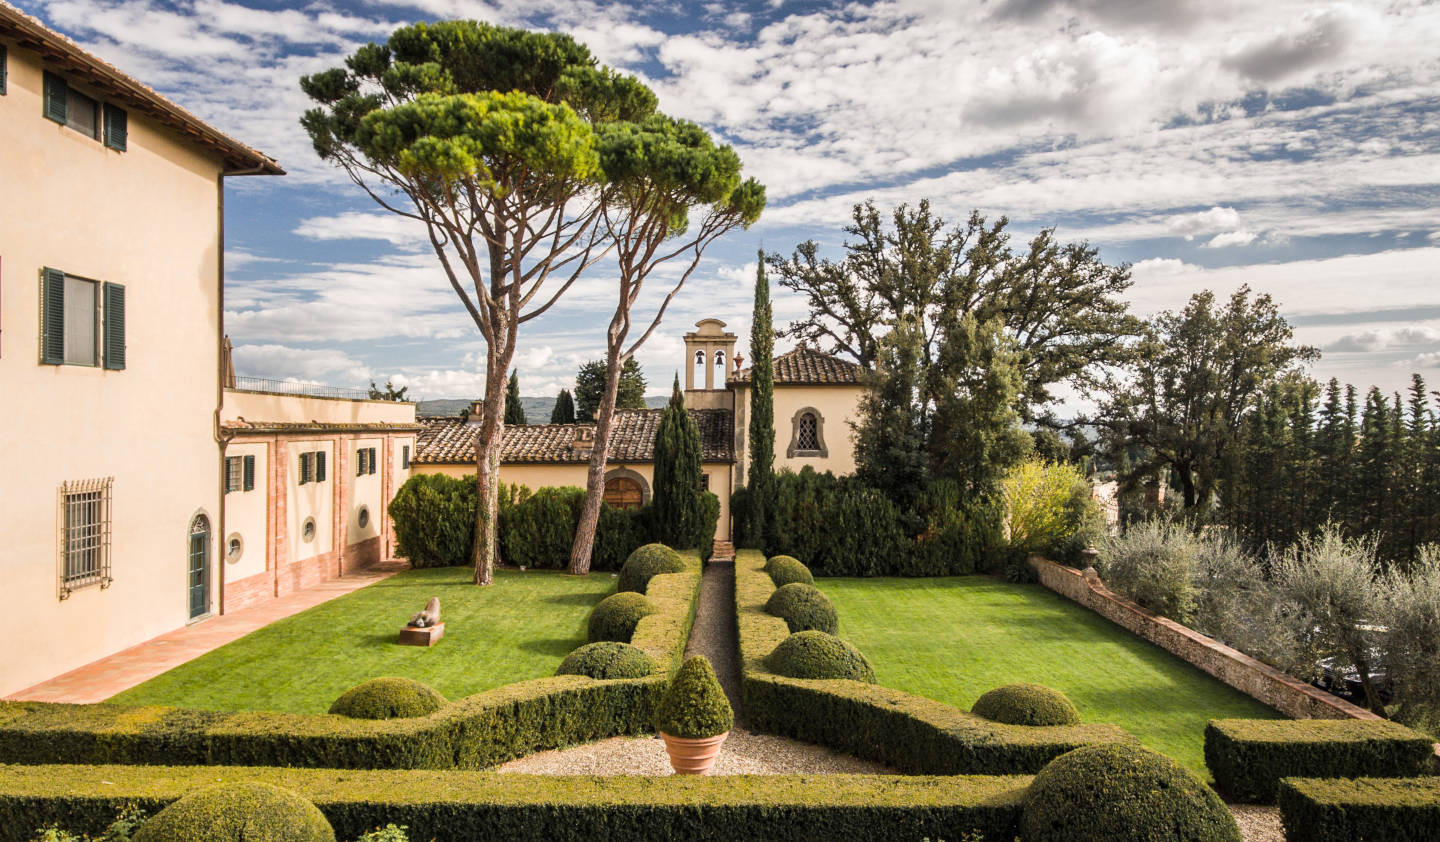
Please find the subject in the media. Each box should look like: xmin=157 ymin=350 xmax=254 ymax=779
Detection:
xmin=43 ymin=71 xmax=67 ymax=123
xmin=298 ymin=452 xmax=313 ymax=485
xmin=402 ymin=444 xmax=411 ymax=469
xmin=356 ymin=447 xmax=377 ymax=476
xmin=40 ymin=268 xmax=125 ymax=369
xmin=224 ymin=456 xmax=243 ymax=493
xmin=41 ymin=69 xmax=127 ymax=150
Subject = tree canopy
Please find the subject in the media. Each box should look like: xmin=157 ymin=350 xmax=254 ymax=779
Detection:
xmin=574 ymin=358 xmax=646 ymax=421
xmin=550 ymin=388 xmax=576 ymax=424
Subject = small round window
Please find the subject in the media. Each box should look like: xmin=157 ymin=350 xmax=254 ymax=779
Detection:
xmin=358 ymin=506 xmax=370 ymax=529
xmin=225 ymin=533 xmax=244 ymax=564
xmin=301 ymin=517 xmax=317 ymax=543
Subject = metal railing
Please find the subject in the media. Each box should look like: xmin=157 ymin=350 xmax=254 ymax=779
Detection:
xmin=231 ymin=376 xmax=371 ymax=401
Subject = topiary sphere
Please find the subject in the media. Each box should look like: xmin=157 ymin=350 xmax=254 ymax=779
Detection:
xmin=328 ymin=676 xmax=446 ymax=720
xmin=556 ymin=641 xmax=658 ymax=679
xmin=765 ymin=630 xmax=876 ymax=682
xmin=1021 ymin=743 xmax=1241 ymax=842
xmin=133 ymin=782 xmax=335 ymax=842
xmin=618 ymin=543 xmax=687 ymax=593
xmin=653 ymin=655 xmax=734 ymax=738
xmin=765 ymin=582 xmax=839 ymax=634
xmin=587 ymin=592 xmax=660 ymax=643
xmin=764 ymin=554 xmax=800 ymax=574
xmin=767 ymin=556 xmax=814 ymax=587
xmin=972 ymin=683 xmax=1082 ymax=726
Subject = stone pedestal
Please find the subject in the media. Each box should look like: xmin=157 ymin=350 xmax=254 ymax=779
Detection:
xmin=398 ymin=622 xmax=444 ymax=647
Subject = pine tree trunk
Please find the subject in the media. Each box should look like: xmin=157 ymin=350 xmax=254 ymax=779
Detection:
xmin=472 ymin=349 xmax=512 ymax=586
xmin=568 ymin=349 xmax=626 ymax=575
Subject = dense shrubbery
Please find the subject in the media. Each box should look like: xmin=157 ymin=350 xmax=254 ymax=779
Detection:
xmin=618 ymin=544 xmax=687 ymax=594
xmin=391 ymin=476 xmax=712 ymax=572
xmin=0 ymin=763 xmax=1030 ymax=842
xmin=765 ymin=631 xmax=876 ymax=683
xmin=555 ymin=642 xmax=657 ymax=679
xmin=328 ymin=678 xmax=446 ymax=721
xmin=1002 ymin=460 xmax=1104 ymax=564
xmin=653 ymin=656 xmax=733 ymax=739
xmin=132 ymin=782 xmax=335 ymax=842
xmin=764 ymin=583 xmax=837 ymax=634
xmin=733 ymin=469 xmax=1004 ymax=576
xmin=1204 ymin=718 xmax=1436 ymax=804
xmin=971 ymin=684 xmax=1080 ymax=727
xmin=1020 ymin=744 xmax=1240 ymax=842
xmin=587 ymin=593 xmax=658 ymax=643
xmin=390 ymin=474 xmax=477 ymax=568
xmin=766 ymin=557 xmax=813 ymax=587
xmin=1279 ymin=777 xmax=1440 ymax=842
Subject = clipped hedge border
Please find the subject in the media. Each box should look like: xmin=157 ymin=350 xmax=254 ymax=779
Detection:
xmin=0 ymin=553 xmax=703 ymax=771
xmin=0 ymin=763 xmax=1030 ymax=842
xmin=1278 ymin=777 xmax=1440 ymax=842
xmin=1204 ymin=719 xmax=1436 ymax=804
xmin=733 ymin=550 xmax=1133 ymax=774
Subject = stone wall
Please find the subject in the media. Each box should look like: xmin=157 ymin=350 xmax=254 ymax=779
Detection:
xmin=1026 ymin=554 xmax=1379 ymax=721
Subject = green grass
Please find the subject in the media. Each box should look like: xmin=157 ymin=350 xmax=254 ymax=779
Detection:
xmin=820 ymin=576 xmax=1281 ymax=774
xmin=110 ymin=568 xmax=615 ymax=715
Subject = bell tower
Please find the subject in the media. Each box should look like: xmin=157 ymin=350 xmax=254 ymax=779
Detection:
xmin=683 ymin=318 xmax=737 ymax=410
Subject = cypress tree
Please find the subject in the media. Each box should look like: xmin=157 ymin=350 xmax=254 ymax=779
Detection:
xmin=1356 ymin=387 xmax=1392 ymax=539
xmin=504 ymin=369 xmax=526 ymax=426
xmin=551 ymin=388 xmax=576 ymax=424
xmin=746 ymin=251 xmax=776 ymax=549
xmin=652 ymin=376 xmax=704 ymax=547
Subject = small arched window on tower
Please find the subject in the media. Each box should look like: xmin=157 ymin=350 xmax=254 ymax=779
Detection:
xmin=714 ymin=350 xmax=726 ymax=372
xmin=787 ymin=407 xmax=828 ymax=458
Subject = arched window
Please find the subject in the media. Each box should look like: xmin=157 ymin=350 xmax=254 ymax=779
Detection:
xmin=786 ymin=407 xmax=829 ymax=458
xmin=602 ymin=468 xmax=650 ymax=510
xmin=714 ymin=350 xmax=726 ymax=371
xmin=188 ymin=514 xmax=210 ymax=619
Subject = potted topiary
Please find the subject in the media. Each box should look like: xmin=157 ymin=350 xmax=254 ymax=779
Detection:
xmin=653 ymin=655 xmax=734 ymax=774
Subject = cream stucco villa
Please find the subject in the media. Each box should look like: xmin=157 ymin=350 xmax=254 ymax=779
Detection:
xmin=412 ymin=319 xmax=868 ymax=542
xmin=0 ymin=5 xmax=416 ymax=698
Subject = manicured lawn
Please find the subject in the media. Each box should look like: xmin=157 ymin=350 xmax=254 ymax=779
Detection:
xmin=110 ymin=567 xmax=615 ymax=715
xmin=820 ymin=576 xmax=1281 ymax=774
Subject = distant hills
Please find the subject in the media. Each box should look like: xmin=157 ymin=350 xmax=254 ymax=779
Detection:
xmin=417 ymin=396 xmax=669 ymax=421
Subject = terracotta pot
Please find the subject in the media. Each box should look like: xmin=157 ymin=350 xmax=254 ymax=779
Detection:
xmin=659 ymin=730 xmax=729 ymax=775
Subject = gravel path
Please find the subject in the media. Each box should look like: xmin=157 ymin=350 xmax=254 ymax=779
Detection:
xmin=1231 ymin=805 xmax=1285 ymax=842
xmin=683 ymin=560 xmax=745 ymax=724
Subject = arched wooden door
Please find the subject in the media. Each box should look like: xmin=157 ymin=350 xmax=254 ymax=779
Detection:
xmin=603 ymin=476 xmax=644 ymax=510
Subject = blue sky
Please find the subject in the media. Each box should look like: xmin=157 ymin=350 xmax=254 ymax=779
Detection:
xmin=19 ymin=0 xmax=1440 ymax=404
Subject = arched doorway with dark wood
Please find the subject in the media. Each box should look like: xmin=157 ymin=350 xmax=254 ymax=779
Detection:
xmin=602 ymin=468 xmax=650 ymax=510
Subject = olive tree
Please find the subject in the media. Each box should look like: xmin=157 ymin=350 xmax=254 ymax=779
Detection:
xmin=300 ymin=21 xmax=655 ymax=584
xmin=566 ymin=115 xmax=764 ymax=574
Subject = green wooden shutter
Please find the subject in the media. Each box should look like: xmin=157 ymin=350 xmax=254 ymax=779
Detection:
xmin=43 ymin=72 xmax=67 ymax=123
xmin=316 ymin=451 xmax=327 ymax=482
xmin=103 ymin=104 xmax=127 ymax=151
xmin=40 ymin=268 xmax=65 ymax=365
xmin=1 ymin=45 xmax=8 ymax=96
xmin=403 ymin=445 xmax=410 ymax=469
xmin=243 ymin=454 xmax=255 ymax=492
xmin=102 ymin=282 xmax=126 ymax=370
xmin=298 ymin=452 xmax=310 ymax=485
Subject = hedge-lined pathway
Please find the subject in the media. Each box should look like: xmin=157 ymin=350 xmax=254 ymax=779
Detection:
xmin=497 ymin=560 xmax=891 ymax=775
xmin=6 ymin=561 xmax=408 ymax=704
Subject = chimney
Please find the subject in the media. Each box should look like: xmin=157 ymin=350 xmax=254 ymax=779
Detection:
xmin=573 ymin=424 xmax=596 ymax=459
xmin=465 ymin=400 xmax=484 ymax=424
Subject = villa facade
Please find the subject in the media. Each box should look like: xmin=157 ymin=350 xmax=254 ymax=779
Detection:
xmin=412 ymin=319 xmax=867 ymax=543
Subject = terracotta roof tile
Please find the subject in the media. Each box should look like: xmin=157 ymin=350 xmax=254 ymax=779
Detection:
xmin=730 ymin=346 xmax=863 ymax=386
xmin=415 ymin=409 xmax=734 ymax=465
xmin=223 ymin=421 xmax=423 ymax=435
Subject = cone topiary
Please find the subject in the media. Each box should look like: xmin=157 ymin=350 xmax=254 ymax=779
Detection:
xmin=1020 ymin=743 xmax=1242 ymax=842
xmin=556 ymin=641 xmax=658 ymax=679
xmin=765 ymin=582 xmax=839 ymax=634
xmin=765 ymin=630 xmax=876 ymax=682
xmin=587 ymin=592 xmax=658 ymax=643
xmin=653 ymin=655 xmax=734 ymax=738
xmin=132 ymin=782 xmax=335 ymax=842
xmin=328 ymin=677 xmax=446 ymax=720
xmin=618 ymin=543 xmax=687 ymax=593
xmin=972 ymin=683 xmax=1082 ymax=726
xmin=767 ymin=556 xmax=814 ymax=587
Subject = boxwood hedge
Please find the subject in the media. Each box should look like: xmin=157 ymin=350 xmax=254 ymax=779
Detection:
xmin=1204 ymin=718 xmax=1436 ymax=803
xmin=1278 ymin=777 xmax=1440 ymax=842
xmin=0 ymin=763 xmax=1031 ymax=842
xmin=733 ymin=550 xmax=1133 ymax=774
xmin=0 ymin=553 xmax=702 ymax=771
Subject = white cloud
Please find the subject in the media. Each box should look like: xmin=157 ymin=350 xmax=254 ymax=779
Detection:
xmin=1167 ymin=206 xmax=1243 ymax=240
xmin=1205 ymin=229 xmax=1258 ymax=248
xmin=1327 ymin=326 xmax=1440 ymax=353
xmin=231 ymin=343 xmax=371 ymax=384
xmin=295 ymin=213 xmax=429 ymax=249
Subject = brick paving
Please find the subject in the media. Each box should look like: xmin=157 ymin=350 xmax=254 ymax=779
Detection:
xmin=5 ymin=561 xmax=407 ymax=704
